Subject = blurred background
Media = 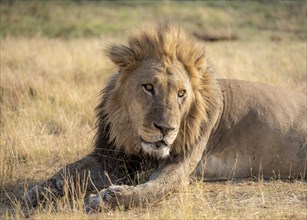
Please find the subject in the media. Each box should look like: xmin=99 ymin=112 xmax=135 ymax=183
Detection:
xmin=1 ymin=0 xmax=306 ymax=41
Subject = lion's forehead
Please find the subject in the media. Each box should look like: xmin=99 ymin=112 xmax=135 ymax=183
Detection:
xmin=135 ymin=60 xmax=191 ymax=90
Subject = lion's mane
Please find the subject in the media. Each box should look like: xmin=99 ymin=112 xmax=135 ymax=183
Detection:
xmin=94 ymin=24 xmax=221 ymax=155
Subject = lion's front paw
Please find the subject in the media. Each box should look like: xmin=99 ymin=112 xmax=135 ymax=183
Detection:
xmin=85 ymin=194 xmax=103 ymax=213
xmin=23 ymin=185 xmax=45 ymax=208
xmin=85 ymin=185 xmax=134 ymax=213
xmin=22 ymin=179 xmax=64 ymax=211
xmin=85 ymin=191 xmax=114 ymax=213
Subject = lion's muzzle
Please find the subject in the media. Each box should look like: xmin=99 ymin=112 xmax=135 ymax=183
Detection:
xmin=140 ymin=141 xmax=170 ymax=159
xmin=138 ymin=125 xmax=178 ymax=158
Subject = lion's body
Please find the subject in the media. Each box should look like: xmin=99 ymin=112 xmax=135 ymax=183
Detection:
xmin=197 ymin=79 xmax=306 ymax=181
xmin=23 ymin=25 xmax=307 ymax=213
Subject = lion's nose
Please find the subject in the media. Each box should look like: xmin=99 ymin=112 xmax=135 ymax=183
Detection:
xmin=153 ymin=123 xmax=175 ymax=135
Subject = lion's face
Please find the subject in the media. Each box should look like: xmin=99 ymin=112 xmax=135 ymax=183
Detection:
xmin=99 ymin=25 xmax=214 ymax=159
xmin=122 ymin=59 xmax=193 ymax=158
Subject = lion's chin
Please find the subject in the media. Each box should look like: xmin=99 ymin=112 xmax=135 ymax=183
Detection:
xmin=141 ymin=142 xmax=170 ymax=159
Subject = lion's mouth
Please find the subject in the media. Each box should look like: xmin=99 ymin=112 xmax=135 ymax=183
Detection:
xmin=140 ymin=137 xmax=170 ymax=158
xmin=140 ymin=138 xmax=168 ymax=149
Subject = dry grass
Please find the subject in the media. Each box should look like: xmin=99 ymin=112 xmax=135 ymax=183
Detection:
xmin=0 ymin=33 xmax=306 ymax=220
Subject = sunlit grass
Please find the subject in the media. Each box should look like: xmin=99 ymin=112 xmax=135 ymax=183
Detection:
xmin=0 ymin=36 xmax=306 ymax=219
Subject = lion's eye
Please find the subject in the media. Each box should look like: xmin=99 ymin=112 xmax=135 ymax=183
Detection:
xmin=142 ymin=84 xmax=154 ymax=94
xmin=178 ymin=90 xmax=186 ymax=98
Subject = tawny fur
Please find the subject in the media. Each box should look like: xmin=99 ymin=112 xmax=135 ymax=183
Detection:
xmin=23 ymin=24 xmax=306 ymax=214
xmin=101 ymin=24 xmax=218 ymax=154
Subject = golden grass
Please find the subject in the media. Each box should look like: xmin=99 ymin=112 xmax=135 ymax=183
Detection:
xmin=0 ymin=37 xmax=306 ymax=219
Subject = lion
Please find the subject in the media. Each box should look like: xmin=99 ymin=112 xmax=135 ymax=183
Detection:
xmin=23 ymin=24 xmax=306 ymax=213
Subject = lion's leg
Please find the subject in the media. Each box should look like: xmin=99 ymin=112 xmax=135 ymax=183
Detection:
xmin=86 ymin=161 xmax=188 ymax=211
xmin=23 ymin=152 xmax=127 ymax=209
xmin=86 ymin=150 xmax=208 ymax=211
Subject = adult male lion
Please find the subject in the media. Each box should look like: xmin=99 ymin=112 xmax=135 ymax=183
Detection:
xmin=24 ymin=24 xmax=306 ymax=211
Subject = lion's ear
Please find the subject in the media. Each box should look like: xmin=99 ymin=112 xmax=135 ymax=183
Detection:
xmin=106 ymin=45 xmax=139 ymax=74
xmin=195 ymin=52 xmax=207 ymax=72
